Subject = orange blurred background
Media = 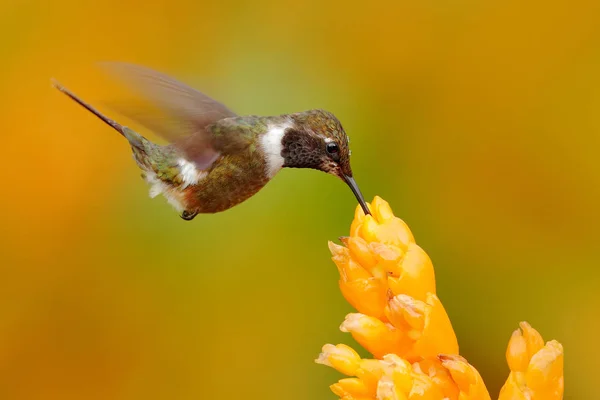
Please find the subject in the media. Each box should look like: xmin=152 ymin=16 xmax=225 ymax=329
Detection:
xmin=1 ymin=0 xmax=598 ymax=398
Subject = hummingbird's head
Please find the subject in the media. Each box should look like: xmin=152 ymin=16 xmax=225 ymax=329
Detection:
xmin=281 ymin=109 xmax=371 ymax=215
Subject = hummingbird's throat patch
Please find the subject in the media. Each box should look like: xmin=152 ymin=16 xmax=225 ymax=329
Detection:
xmin=260 ymin=120 xmax=293 ymax=178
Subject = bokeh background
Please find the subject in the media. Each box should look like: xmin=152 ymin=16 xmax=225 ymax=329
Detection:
xmin=1 ymin=0 xmax=598 ymax=398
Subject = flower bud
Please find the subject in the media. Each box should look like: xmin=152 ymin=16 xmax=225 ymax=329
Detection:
xmin=330 ymin=378 xmax=370 ymax=398
xmin=315 ymin=344 xmax=361 ymax=376
xmin=439 ymin=354 xmax=491 ymax=400
xmin=499 ymin=323 xmax=564 ymax=400
xmin=339 ymin=278 xmax=388 ymax=320
xmin=340 ymin=313 xmax=406 ymax=358
xmin=385 ymin=294 xmax=458 ymax=360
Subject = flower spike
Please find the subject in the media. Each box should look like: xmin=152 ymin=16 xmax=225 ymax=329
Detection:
xmin=317 ymin=197 xmax=564 ymax=400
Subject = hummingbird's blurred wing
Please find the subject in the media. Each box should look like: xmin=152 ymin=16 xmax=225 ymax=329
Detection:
xmin=100 ymin=62 xmax=237 ymax=170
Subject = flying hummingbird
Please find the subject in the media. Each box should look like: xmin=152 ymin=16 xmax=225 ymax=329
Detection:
xmin=52 ymin=63 xmax=370 ymax=220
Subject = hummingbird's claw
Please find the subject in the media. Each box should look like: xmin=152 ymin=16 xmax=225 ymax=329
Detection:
xmin=180 ymin=210 xmax=198 ymax=221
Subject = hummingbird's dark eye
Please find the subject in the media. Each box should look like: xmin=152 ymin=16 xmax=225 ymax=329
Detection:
xmin=326 ymin=142 xmax=340 ymax=160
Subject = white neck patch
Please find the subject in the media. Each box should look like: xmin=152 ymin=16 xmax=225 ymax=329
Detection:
xmin=177 ymin=158 xmax=207 ymax=188
xmin=260 ymin=120 xmax=292 ymax=178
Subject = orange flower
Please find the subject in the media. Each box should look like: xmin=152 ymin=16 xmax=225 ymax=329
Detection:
xmin=317 ymin=196 xmax=564 ymax=400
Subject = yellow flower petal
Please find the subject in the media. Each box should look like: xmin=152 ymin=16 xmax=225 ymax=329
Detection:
xmin=340 ymin=313 xmax=406 ymax=358
xmin=526 ymin=340 xmax=564 ymax=400
xmin=519 ymin=321 xmax=544 ymax=360
xmin=360 ymin=214 xmax=415 ymax=250
xmin=353 ymin=197 xmax=414 ymax=251
xmin=411 ymin=294 xmax=458 ymax=359
xmin=413 ymin=359 xmax=459 ymax=399
xmin=339 ymin=278 xmax=388 ymax=320
xmin=377 ymin=375 xmax=409 ymax=400
xmin=371 ymin=196 xmax=395 ymax=222
xmin=330 ymin=241 xmax=373 ymax=282
xmin=381 ymin=354 xmax=414 ymax=394
xmin=350 ymin=202 xmax=371 ymax=237
xmin=330 ymin=378 xmax=371 ymax=398
xmin=348 ymin=236 xmax=378 ymax=272
xmin=506 ymin=329 xmax=529 ymax=373
xmin=356 ymin=359 xmax=386 ymax=394
xmin=385 ymin=294 xmax=458 ymax=360
xmin=329 ymin=240 xmax=348 ymax=258
xmin=369 ymin=242 xmax=405 ymax=277
xmin=386 ymin=295 xmax=427 ymax=335
xmin=387 ymin=243 xmax=436 ymax=301
xmin=407 ymin=373 xmax=445 ymax=400
xmin=316 ymin=344 xmax=362 ymax=376
xmin=438 ymin=354 xmax=491 ymax=400
xmin=498 ymin=374 xmax=529 ymax=400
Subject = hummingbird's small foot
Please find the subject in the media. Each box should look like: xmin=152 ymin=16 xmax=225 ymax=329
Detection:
xmin=180 ymin=210 xmax=198 ymax=221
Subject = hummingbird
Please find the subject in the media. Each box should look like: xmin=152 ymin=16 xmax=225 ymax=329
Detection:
xmin=52 ymin=63 xmax=370 ymax=221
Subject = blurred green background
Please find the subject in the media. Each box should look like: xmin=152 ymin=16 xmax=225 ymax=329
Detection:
xmin=1 ymin=0 xmax=597 ymax=398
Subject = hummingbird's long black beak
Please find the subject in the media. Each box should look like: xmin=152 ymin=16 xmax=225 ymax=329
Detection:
xmin=343 ymin=175 xmax=371 ymax=215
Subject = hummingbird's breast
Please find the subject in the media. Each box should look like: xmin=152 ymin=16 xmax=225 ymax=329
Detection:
xmin=178 ymin=116 xmax=292 ymax=214
xmin=183 ymin=152 xmax=271 ymax=213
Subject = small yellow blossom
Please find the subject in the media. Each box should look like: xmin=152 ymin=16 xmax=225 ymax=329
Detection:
xmin=317 ymin=196 xmax=564 ymax=400
xmin=316 ymin=344 xmax=361 ymax=376
xmin=439 ymin=354 xmax=491 ymax=400
xmin=387 ymin=293 xmax=458 ymax=361
xmin=499 ymin=323 xmax=564 ymax=400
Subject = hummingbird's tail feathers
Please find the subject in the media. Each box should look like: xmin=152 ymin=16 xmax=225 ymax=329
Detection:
xmin=51 ymin=78 xmax=145 ymax=149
